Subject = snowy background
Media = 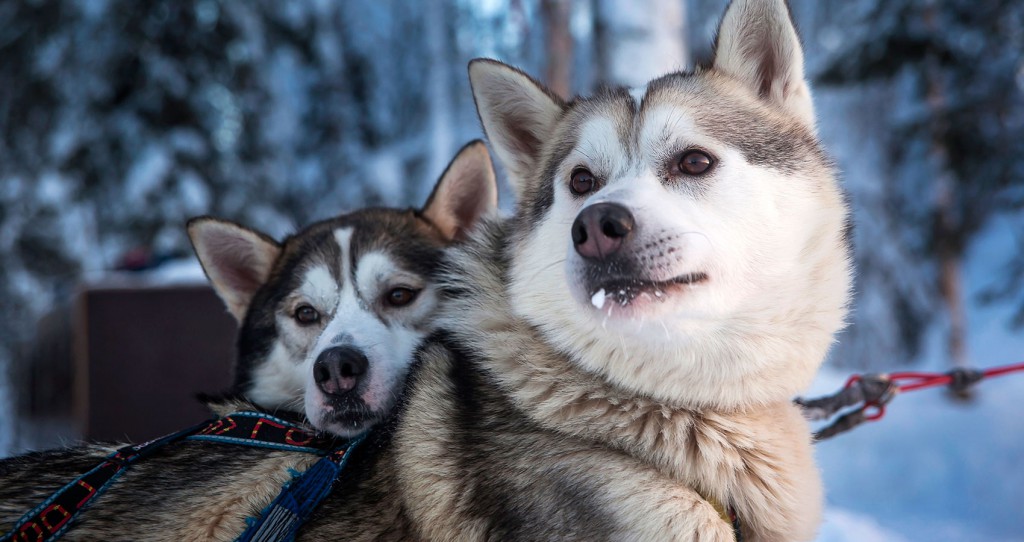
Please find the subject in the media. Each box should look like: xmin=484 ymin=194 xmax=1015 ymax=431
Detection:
xmin=0 ymin=0 xmax=1022 ymax=540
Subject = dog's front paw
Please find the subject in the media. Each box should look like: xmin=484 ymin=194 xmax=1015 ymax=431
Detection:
xmin=613 ymin=493 xmax=736 ymax=542
xmin=688 ymin=501 xmax=738 ymax=542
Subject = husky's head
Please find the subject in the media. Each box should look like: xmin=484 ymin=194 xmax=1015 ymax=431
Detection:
xmin=469 ymin=0 xmax=852 ymax=410
xmin=189 ymin=142 xmax=497 ymax=435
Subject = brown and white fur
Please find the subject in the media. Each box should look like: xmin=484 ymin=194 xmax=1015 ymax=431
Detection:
xmin=191 ymin=140 xmax=497 ymax=438
xmin=302 ymin=0 xmax=851 ymax=540
xmin=0 ymin=142 xmax=497 ymax=541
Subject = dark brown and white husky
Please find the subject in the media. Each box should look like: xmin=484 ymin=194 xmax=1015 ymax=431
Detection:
xmin=302 ymin=0 xmax=853 ymax=540
xmin=193 ymin=141 xmax=496 ymax=438
xmin=0 ymin=142 xmax=497 ymax=541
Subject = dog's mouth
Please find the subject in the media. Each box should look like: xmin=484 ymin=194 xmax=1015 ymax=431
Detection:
xmin=588 ymin=272 xmax=708 ymax=308
xmin=311 ymin=395 xmax=382 ymax=436
xmin=315 ymin=407 xmax=381 ymax=436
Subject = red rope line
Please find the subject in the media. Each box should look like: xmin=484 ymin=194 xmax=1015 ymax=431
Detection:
xmin=845 ymin=362 xmax=1024 ymax=421
xmin=890 ymin=362 xmax=1024 ymax=392
xmin=979 ymin=362 xmax=1024 ymax=379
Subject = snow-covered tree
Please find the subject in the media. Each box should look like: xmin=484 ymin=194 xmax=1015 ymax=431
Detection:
xmin=593 ymin=0 xmax=688 ymax=88
xmin=0 ymin=0 xmax=553 ymax=452
xmin=818 ymin=0 xmax=1024 ymax=369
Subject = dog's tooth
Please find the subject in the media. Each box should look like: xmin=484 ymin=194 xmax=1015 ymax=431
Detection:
xmin=591 ymin=288 xmax=607 ymax=309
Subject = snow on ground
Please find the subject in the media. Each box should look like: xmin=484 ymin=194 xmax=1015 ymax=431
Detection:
xmin=813 ymin=221 xmax=1024 ymax=542
xmin=813 ymin=364 xmax=1024 ymax=542
xmin=817 ymin=508 xmax=908 ymax=542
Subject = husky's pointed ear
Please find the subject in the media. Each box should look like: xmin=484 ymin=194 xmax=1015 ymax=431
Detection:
xmin=422 ymin=140 xmax=498 ymax=241
xmin=469 ymin=59 xmax=564 ymax=198
xmin=187 ymin=217 xmax=281 ymax=322
xmin=713 ymin=0 xmax=814 ymax=128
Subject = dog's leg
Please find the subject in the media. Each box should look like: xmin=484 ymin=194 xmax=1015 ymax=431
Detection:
xmin=626 ymin=402 xmax=821 ymax=542
xmin=707 ymin=403 xmax=823 ymax=542
xmin=503 ymin=357 xmax=821 ymax=541
xmin=399 ymin=345 xmax=739 ymax=541
xmin=572 ymin=449 xmax=739 ymax=542
xmin=630 ymin=403 xmax=822 ymax=542
xmin=400 ymin=437 xmax=736 ymax=541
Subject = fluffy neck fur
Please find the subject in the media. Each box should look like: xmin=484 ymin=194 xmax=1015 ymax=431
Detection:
xmin=438 ymin=218 xmax=825 ymax=541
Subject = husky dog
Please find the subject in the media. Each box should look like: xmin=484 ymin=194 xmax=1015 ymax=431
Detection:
xmin=193 ymin=142 xmax=495 ymax=438
xmin=0 ymin=142 xmax=497 ymax=541
xmin=303 ymin=0 xmax=852 ymax=540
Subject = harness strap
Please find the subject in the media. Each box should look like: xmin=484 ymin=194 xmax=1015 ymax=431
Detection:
xmin=729 ymin=507 xmax=743 ymax=542
xmin=706 ymin=495 xmax=742 ymax=542
xmin=1 ymin=412 xmax=345 ymax=542
xmin=235 ymin=434 xmax=365 ymax=542
xmin=1 ymin=418 xmax=211 ymax=542
xmin=184 ymin=411 xmax=340 ymax=453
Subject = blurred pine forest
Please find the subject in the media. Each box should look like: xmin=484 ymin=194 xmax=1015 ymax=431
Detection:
xmin=0 ymin=0 xmax=1021 ymax=449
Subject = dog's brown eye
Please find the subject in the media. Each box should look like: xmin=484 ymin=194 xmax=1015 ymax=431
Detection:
xmin=570 ymin=168 xmax=597 ymax=195
xmin=385 ymin=287 xmax=419 ymax=308
xmin=294 ymin=304 xmax=320 ymax=325
xmin=678 ymin=151 xmax=714 ymax=175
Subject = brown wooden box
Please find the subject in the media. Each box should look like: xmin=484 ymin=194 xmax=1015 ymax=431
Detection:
xmin=74 ymin=284 xmax=237 ymax=442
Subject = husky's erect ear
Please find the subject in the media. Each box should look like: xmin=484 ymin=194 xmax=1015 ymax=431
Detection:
xmin=468 ymin=59 xmax=564 ymax=198
xmin=422 ymin=140 xmax=498 ymax=241
xmin=187 ymin=217 xmax=281 ymax=322
xmin=713 ymin=0 xmax=814 ymax=128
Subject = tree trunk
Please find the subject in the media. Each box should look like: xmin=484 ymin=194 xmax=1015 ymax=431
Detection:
xmin=424 ymin=0 xmax=454 ymax=198
xmin=923 ymin=3 xmax=971 ymax=387
xmin=593 ymin=0 xmax=687 ymax=88
xmin=542 ymin=0 xmax=573 ymax=98
xmin=938 ymin=247 xmax=968 ymax=366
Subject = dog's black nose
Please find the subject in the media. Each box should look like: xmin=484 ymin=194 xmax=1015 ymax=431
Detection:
xmin=571 ymin=202 xmax=635 ymax=261
xmin=313 ymin=346 xmax=369 ymax=397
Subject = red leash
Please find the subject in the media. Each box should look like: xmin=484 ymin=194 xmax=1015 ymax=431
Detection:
xmin=851 ymin=361 xmax=1024 ymax=420
xmin=798 ymin=362 xmax=1024 ymax=440
xmin=891 ymin=362 xmax=1024 ymax=391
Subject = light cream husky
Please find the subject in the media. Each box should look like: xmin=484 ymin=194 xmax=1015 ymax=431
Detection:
xmin=301 ymin=0 xmax=853 ymax=540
